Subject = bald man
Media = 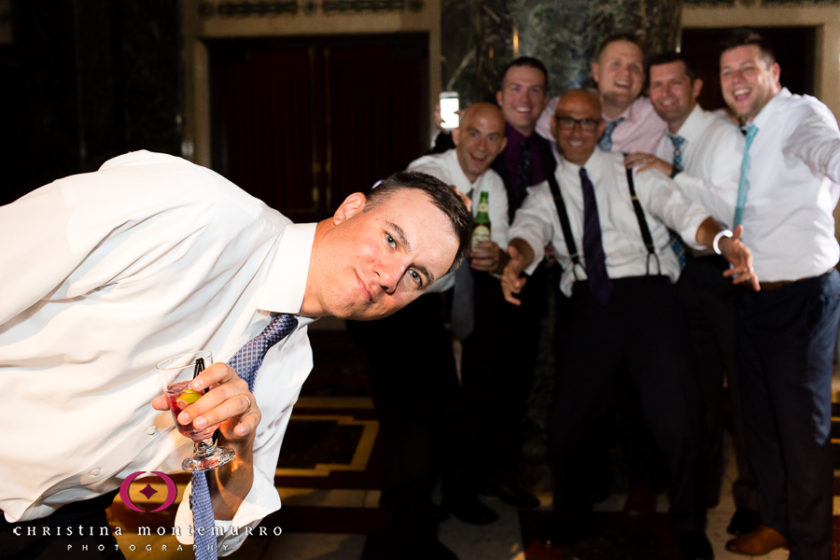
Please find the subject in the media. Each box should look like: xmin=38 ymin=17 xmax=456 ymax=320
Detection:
xmin=502 ymin=89 xmax=758 ymax=560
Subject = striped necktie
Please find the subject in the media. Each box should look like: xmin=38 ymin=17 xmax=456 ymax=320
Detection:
xmin=191 ymin=313 xmax=298 ymax=560
xmin=733 ymin=124 xmax=759 ymax=227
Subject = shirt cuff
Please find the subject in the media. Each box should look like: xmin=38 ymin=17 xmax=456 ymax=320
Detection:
xmin=174 ymin=473 xmax=282 ymax=555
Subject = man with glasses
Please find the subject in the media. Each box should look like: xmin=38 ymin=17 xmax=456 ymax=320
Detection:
xmin=501 ymin=88 xmax=758 ymax=560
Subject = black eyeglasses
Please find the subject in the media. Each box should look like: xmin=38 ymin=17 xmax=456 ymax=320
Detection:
xmin=555 ymin=116 xmax=600 ymax=132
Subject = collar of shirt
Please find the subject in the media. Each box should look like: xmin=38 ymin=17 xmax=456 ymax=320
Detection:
xmin=558 ymin=148 xmax=607 ymax=182
xmin=503 ymin=122 xmax=546 ymax=186
xmin=751 ymin=87 xmax=788 ymax=130
xmin=604 ymin=96 xmax=667 ymax=154
xmin=257 ymin=222 xmax=316 ymax=316
xmin=672 ymin=104 xmax=706 ymax=144
xmin=443 ymin=149 xmax=481 ymax=198
xmin=613 ymin=95 xmax=647 ymax=124
xmin=408 ymin=150 xmax=485 ymax=206
xmin=504 ymin=121 xmax=531 ymax=149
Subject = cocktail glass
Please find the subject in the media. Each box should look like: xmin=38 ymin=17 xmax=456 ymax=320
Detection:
xmin=156 ymin=350 xmax=235 ymax=472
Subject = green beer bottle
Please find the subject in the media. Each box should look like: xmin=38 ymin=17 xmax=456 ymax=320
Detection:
xmin=471 ymin=191 xmax=491 ymax=251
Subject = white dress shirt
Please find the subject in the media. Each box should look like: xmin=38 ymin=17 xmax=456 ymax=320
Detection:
xmin=735 ymin=89 xmax=840 ymax=281
xmin=408 ymin=149 xmax=509 ymax=291
xmin=0 ymin=150 xmax=317 ymax=554
xmin=654 ymin=104 xmax=744 ymax=228
xmin=509 ymin=149 xmax=709 ymax=297
xmin=537 ymin=95 xmax=667 ymax=154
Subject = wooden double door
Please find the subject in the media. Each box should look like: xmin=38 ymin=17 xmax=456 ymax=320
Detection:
xmin=209 ymin=33 xmax=430 ymax=222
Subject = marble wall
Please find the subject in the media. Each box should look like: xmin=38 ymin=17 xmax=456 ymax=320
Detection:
xmin=442 ymin=0 xmax=681 ymax=104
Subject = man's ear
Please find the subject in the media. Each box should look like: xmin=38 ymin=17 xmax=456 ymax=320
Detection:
xmin=495 ymin=90 xmax=503 ymax=107
xmin=596 ymin=117 xmax=607 ymax=139
xmin=451 ymin=126 xmax=461 ymax=147
xmin=771 ymin=62 xmax=781 ymax=85
xmin=333 ymin=192 xmax=366 ymax=225
xmin=550 ymin=114 xmax=557 ymax=140
xmin=692 ymin=78 xmax=704 ymax=100
xmin=590 ymin=61 xmax=601 ymax=85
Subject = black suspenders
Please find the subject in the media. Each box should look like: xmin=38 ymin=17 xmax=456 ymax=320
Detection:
xmin=624 ymin=167 xmax=662 ymax=275
xmin=545 ymin=166 xmax=661 ymax=280
xmin=546 ymin=171 xmax=585 ymax=281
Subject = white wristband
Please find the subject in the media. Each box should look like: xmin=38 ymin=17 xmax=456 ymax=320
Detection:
xmin=712 ymin=229 xmax=733 ymax=255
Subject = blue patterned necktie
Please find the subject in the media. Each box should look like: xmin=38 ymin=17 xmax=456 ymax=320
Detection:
xmin=669 ymin=134 xmax=686 ymax=169
xmin=598 ymin=117 xmax=625 ymax=151
xmin=666 ymin=134 xmax=687 ymax=269
xmin=580 ymin=167 xmax=612 ymax=304
xmin=191 ymin=313 xmax=298 ymax=560
xmin=733 ymin=123 xmax=759 ymax=227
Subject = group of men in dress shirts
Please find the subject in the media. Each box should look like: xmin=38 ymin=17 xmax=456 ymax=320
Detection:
xmin=2 ymin=24 xmax=840 ymax=560
xmin=393 ymin=27 xmax=840 ymax=560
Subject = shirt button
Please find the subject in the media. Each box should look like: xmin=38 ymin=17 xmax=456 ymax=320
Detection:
xmin=146 ymin=426 xmax=156 ymax=435
xmin=89 ymin=468 xmax=101 ymax=477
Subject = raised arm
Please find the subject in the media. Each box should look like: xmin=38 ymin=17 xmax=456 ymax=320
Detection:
xmin=501 ymin=238 xmax=535 ymax=305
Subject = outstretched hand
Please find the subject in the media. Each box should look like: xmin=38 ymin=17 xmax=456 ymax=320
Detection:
xmin=720 ymin=225 xmax=760 ymax=291
xmin=501 ymin=245 xmax=528 ymax=305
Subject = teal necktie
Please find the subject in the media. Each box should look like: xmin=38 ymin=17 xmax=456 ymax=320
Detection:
xmin=733 ymin=124 xmax=759 ymax=227
xmin=669 ymin=134 xmax=686 ymax=169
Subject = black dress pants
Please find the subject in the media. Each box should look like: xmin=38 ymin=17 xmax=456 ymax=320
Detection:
xmin=548 ymin=276 xmax=705 ymax=533
xmin=736 ymin=270 xmax=840 ymax=560
xmin=460 ymin=265 xmax=545 ymax=487
xmin=350 ymin=294 xmax=467 ymax=547
xmin=678 ymin=254 xmax=756 ymax=510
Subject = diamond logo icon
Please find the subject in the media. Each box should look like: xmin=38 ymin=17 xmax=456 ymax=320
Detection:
xmin=139 ymin=484 xmax=158 ymax=499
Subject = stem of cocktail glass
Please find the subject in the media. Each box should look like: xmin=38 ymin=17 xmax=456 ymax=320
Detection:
xmin=194 ymin=438 xmax=218 ymax=458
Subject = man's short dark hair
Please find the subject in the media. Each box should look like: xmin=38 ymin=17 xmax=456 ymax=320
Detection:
xmin=719 ymin=27 xmax=776 ymax=66
xmin=647 ymin=51 xmax=699 ymax=82
xmin=595 ymin=32 xmax=645 ymax=61
xmin=498 ymin=56 xmax=549 ymax=92
xmin=368 ymin=171 xmax=472 ymax=273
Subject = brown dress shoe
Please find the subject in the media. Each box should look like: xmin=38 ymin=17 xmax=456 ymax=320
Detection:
xmin=725 ymin=524 xmax=789 ymax=555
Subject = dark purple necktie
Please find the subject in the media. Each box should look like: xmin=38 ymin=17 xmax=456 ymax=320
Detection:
xmin=580 ymin=167 xmax=611 ymax=304
xmin=513 ymin=138 xmax=533 ymax=209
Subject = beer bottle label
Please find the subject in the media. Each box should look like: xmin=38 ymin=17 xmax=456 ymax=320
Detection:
xmin=471 ymin=225 xmax=491 ymax=251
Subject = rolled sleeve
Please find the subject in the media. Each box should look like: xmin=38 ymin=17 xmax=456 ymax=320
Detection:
xmin=639 ymin=171 xmax=711 ymax=251
xmin=509 ymin=182 xmax=555 ymax=275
